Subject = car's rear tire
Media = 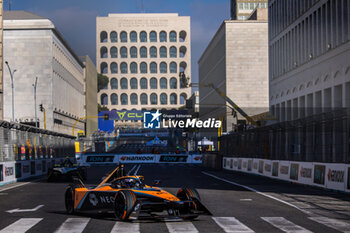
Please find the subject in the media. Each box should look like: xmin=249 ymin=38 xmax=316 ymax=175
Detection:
xmin=176 ymin=188 xmax=200 ymax=220
xmin=114 ymin=190 xmax=136 ymax=221
xmin=65 ymin=185 xmax=75 ymax=214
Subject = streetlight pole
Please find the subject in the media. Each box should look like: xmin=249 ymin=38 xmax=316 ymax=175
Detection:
xmin=33 ymin=77 xmax=38 ymax=127
xmin=5 ymin=61 xmax=17 ymax=122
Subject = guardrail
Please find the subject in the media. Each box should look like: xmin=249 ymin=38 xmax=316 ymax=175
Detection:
xmin=223 ymin=157 xmax=350 ymax=193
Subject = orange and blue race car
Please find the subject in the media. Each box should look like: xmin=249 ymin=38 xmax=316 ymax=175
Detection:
xmin=65 ymin=164 xmax=211 ymax=221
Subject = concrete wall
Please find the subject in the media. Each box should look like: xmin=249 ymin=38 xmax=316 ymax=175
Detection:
xmin=84 ymin=56 xmax=98 ymax=136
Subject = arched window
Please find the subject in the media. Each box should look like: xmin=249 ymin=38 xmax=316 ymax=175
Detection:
xmin=100 ymin=93 xmax=108 ymax=105
xmin=170 ymin=77 xmax=177 ymax=89
xmin=100 ymin=62 xmax=108 ymax=74
xmin=160 ymin=78 xmax=167 ymax=89
xmin=110 ymin=62 xmax=118 ymax=73
xmin=180 ymin=93 xmax=187 ymax=105
xmin=130 ymin=78 xmax=138 ymax=89
xmin=140 ymin=31 xmax=147 ymax=42
xmin=120 ymin=31 xmax=127 ymax=42
xmin=110 ymin=31 xmax=117 ymax=42
xmin=150 ymin=31 xmax=157 ymax=42
xmin=150 ymin=93 xmax=158 ymax=105
xmin=150 ymin=46 xmax=157 ymax=58
xmin=130 ymin=47 xmax=137 ymax=58
xmin=140 ymin=47 xmax=147 ymax=58
xmin=140 ymin=62 xmax=147 ymax=73
xmin=150 ymin=62 xmax=157 ymax=73
xmin=120 ymin=47 xmax=127 ymax=58
xmin=120 ymin=62 xmax=128 ymax=73
xmin=170 ymin=31 xmax=177 ymax=42
xmin=130 ymin=93 xmax=138 ymax=105
xmin=160 ymin=62 xmax=167 ymax=73
xmin=140 ymin=93 xmax=148 ymax=105
xmin=110 ymin=78 xmax=118 ymax=89
xmin=130 ymin=31 xmax=137 ymax=42
xmin=110 ymin=47 xmax=117 ymax=58
xmin=170 ymin=46 xmax=177 ymax=58
xmin=140 ymin=78 xmax=148 ymax=89
xmin=100 ymin=47 xmax=108 ymax=58
xmin=160 ymin=46 xmax=167 ymax=58
xmin=150 ymin=78 xmax=157 ymax=89
xmin=120 ymin=78 xmax=128 ymax=89
xmin=179 ymin=46 xmax=187 ymax=58
xmin=130 ymin=62 xmax=137 ymax=73
xmin=160 ymin=93 xmax=167 ymax=105
xmin=159 ymin=31 xmax=167 ymax=42
xmin=179 ymin=30 xmax=187 ymax=42
xmin=170 ymin=93 xmax=177 ymax=105
xmin=121 ymin=94 xmax=128 ymax=105
xmin=111 ymin=94 xmax=118 ymax=105
xmin=100 ymin=31 xmax=107 ymax=43
xmin=170 ymin=62 xmax=177 ymax=73
xmin=180 ymin=62 xmax=187 ymax=73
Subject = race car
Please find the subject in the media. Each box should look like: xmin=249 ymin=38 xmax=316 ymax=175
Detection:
xmin=64 ymin=164 xmax=211 ymax=221
xmin=47 ymin=158 xmax=87 ymax=182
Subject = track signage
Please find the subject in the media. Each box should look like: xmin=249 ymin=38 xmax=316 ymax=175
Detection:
xmin=159 ymin=155 xmax=188 ymax=163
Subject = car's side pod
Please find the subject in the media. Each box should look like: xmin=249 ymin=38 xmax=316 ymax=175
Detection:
xmin=191 ymin=197 xmax=212 ymax=216
xmin=72 ymin=177 xmax=85 ymax=188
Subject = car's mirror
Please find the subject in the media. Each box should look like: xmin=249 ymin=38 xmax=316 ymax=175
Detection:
xmin=152 ymin=180 xmax=161 ymax=186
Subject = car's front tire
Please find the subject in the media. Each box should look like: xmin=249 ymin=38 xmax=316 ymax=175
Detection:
xmin=114 ymin=190 xmax=136 ymax=221
xmin=176 ymin=188 xmax=200 ymax=220
xmin=65 ymin=185 xmax=75 ymax=214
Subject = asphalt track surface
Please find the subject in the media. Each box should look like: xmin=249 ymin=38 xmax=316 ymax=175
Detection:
xmin=0 ymin=164 xmax=350 ymax=233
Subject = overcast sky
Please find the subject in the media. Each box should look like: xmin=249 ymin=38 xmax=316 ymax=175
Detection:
xmin=4 ymin=0 xmax=230 ymax=84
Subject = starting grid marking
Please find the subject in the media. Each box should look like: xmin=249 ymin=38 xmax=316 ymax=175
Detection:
xmin=0 ymin=216 xmax=349 ymax=233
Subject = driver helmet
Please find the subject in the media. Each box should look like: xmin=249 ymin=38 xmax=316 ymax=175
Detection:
xmin=121 ymin=178 xmax=135 ymax=188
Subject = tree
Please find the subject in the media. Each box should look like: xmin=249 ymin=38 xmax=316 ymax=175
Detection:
xmin=98 ymin=104 xmax=109 ymax=113
xmin=98 ymin=73 xmax=109 ymax=92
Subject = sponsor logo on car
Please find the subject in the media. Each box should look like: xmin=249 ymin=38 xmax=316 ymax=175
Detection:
xmin=89 ymin=193 xmax=99 ymax=206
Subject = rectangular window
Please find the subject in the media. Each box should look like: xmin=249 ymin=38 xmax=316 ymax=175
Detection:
xmin=344 ymin=0 xmax=349 ymax=42
xmin=317 ymin=8 xmax=322 ymax=56
xmin=337 ymin=0 xmax=343 ymax=45
xmin=326 ymin=1 xmax=331 ymax=48
xmin=332 ymin=0 xmax=337 ymax=46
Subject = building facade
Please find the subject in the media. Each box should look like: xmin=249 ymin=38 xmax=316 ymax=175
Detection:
xmin=269 ymin=0 xmax=350 ymax=163
xmin=80 ymin=56 xmax=98 ymax=137
xmin=230 ymin=0 xmax=268 ymax=20
xmin=3 ymin=11 xmax=85 ymax=135
xmin=199 ymin=9 xmax=269 ymax=136
xmin=96 ymin=13 xmax=191 ymax=126
xmin=0 ymin=1 xmax=3 ymax=120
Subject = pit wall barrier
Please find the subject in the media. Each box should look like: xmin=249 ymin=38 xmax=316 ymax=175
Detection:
xmin=223 ymin=157 xmax=350 ymax=193
xmin=0 ymin=158 xmax=71 ymax=186
xmin=76 ymin=153 xmax=202 ymax=165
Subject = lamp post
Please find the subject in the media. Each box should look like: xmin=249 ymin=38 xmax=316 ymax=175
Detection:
xmin=5 ymin=61 xmax=17 ymax=122
xmin=33 ymin=77 xmax=38 ymax=127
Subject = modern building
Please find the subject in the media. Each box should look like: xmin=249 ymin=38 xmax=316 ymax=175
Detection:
xmin=3 ymin=11 xmax=85 ymax=136
xmin=80 ymin=56 xmax=98 ymax=137
xmin=230 ymin=0 xmax=268 ymax=20
xmin=269 ymin=0 xmax=350 ymax=163
xmin=0 ymin=1 xmax=3 ymax=120
xmin=96 ymin=13 xmax=191 ymax=127
xmin=198 ymin=8 xmax=269 ymax=136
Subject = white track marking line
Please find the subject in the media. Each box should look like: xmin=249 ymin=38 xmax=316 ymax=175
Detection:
xmin=166 ymin=221 xmax=198 ymax=233
xmin=0 ymin=178 xmax=44 ymax=192
xmin=202 ymin=171 xmax=311 ymax=215
xmin=213 ymin=217 xmax=254 ymax=233
xmin=262 ymin=217 xmax=312 ymax=233
xmin=309 ymin=217 xmax=350 ymax=233
xmin=0 ymin=218 xmax=42 ymax=233
xmin=111 ymin=221 xmax=140 ymax=233
xmin=6 ymin=204 xmax=44 ymax=213
xmin=54 ymin=218 xmax=90 ymax=233
xmin=134 ymin=165 xmax=141 ymax=175
xmin=127 ymin=165 xmax=137 ymax=175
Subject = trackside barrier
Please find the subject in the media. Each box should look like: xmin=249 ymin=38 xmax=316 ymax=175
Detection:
xmin=0 ymin=158 xmax=71 ymax=186
xmin=76 ymin=153 xmax=203 ymax=166
xmin=223 ymin=157 xmax=350 ymax=193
